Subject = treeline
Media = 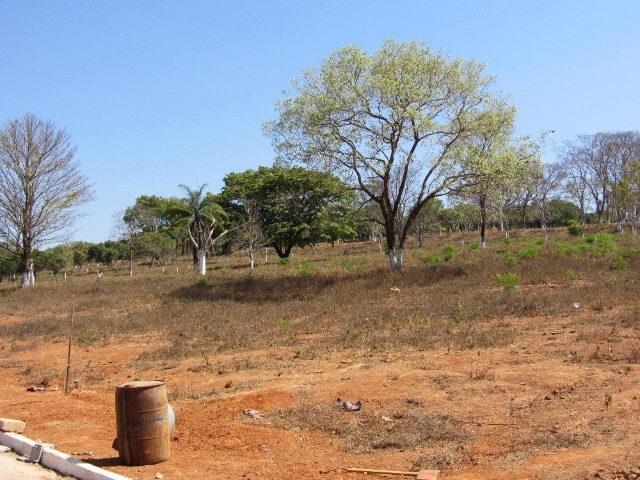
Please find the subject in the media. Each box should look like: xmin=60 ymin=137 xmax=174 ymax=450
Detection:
xmin=3 ymin=127 xmax=638 ymax=281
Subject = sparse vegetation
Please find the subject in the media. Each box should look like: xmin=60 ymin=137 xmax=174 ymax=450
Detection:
xmin=2 ymin=226 xmax=640 ymax=479
xmin=495 ymin=272 xmax=520 ymax=290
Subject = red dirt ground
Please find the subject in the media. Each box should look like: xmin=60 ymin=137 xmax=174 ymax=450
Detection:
xmin=1 ymin=312 xmax=639 ymax=480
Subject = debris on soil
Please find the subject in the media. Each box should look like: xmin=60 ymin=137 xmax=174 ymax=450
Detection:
xmin=244 ymin=409 xmax=263 ymax=420
xmin=335 ymin=398 xmax=362 ymax=411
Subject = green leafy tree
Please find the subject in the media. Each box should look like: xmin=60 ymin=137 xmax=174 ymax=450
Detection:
xmin=130 ymin=231 xmax=175 ymax=268
xmin=0 ymin=252 xmax=20 ymax=282
xmin=454 ymin=134 xmax=542 ymax=246
xmin=33 ymin=245 xmax=73 ymax=276
xmin=87 ymin=241 xmax=127 ymax=269
xmin=265 ymin=40 xmax=516 ymax=270
xmin=221 ymin=166 xmax=356 ymax=259
xmin=546 ymin=199 xmax=582 ymax=227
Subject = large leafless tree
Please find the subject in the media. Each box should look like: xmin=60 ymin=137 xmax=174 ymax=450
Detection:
xmin=0 ymin=113 xmax=93 ymax=287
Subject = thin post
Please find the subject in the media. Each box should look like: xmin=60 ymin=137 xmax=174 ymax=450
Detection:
xmin=64 ymin=308 xmax=74 ymax=395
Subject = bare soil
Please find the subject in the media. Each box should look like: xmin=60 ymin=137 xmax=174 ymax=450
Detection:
xmin=1 ymin=311 xmax=639 ymax=480
xmin=2 ymin=232 xmax=640 ymax=480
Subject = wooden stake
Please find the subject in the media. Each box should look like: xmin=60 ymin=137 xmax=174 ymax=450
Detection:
xmin=64 ymin=308 xmax=74 ymax=395
xmin=346 ymin=468 xmax=418 ymax=476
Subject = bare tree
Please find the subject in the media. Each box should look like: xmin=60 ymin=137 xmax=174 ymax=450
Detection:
xmin=533 ymin=162 xmax=565 ymax=239
xmin=0 ymin=113 xmax=93 ymax=288
xmin=231 ymin=200 xmax=272 ymax=269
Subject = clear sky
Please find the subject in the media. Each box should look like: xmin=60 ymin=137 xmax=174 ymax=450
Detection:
xmin=1 ymin=1 xmax=638 ymax=244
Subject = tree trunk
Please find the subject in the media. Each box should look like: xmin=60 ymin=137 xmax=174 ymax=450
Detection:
xmin=479 ymin=197 xmax=487 ymax=248
xmin=249 ymin=248 xmax=255 ymax=269
xmin=197 ymin=248 xmax=206 ymax=275
xmin=388 ymin=248 xmax=403 ymax=271
xmin=20 ymin=258 xmax=35 ymax=289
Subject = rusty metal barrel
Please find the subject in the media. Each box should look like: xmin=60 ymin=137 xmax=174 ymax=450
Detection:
xmin=115 ymin=380 xmax=170 ymax=465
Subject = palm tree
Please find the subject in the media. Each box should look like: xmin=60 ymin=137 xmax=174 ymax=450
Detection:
xmin=170 ymin=184 xmax=229 ymax=275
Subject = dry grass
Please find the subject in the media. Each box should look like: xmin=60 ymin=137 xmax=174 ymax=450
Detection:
xmin=2 ymin=227 xmax=640 ymax=361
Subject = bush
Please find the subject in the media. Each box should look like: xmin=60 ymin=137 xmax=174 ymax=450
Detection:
xmin=504 ymin=251 xmax=517 ymax=266
xmin=495 ymin=272 xmax=520 ymax=291
xmin=554 ymin=241 xmax=578 ymax=256
xmin=441 ymin=244 xmax=456 ymax=261
xmin=469 ymin=241 xmax=481 ymax=250
xmin=421 ymin=252 xmax=443 ymax=265
xmin=567 ymin=220 xmax=583 ymax=236
xmin=611 ymin=257 xmax=628 ymax=270
xmin=519 ymin=242 xmax=542 ymax=259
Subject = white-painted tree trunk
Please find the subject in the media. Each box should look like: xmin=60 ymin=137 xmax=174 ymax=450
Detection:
xmin=388 ymin=248 xmax=404 ymax=271
xmin=249 ymin=249 xmax=255 ymax=269
xmin=197 ymin=249 xmax=206 ymax=275
xmin=20 ymin=259 xmax=35 ymax=288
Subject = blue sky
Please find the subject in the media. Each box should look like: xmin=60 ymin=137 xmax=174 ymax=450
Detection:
xmin=1 ymin=1 xmax=638 ymax=244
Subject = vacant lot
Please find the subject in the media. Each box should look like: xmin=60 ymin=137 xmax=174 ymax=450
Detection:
xmin=1 ymin=229 xmax=639 ymax=479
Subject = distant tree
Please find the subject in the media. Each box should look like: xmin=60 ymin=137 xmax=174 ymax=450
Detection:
xmin=0 ymin=252 xmax=20 ymax=282
xmin=33 ymin=245 xmax=73 ymax=277
xmin=70 ymin=242 xmax=90 ymax=269
xmin=130 ymin=231 xmax=175 ymax=268
xmin=546 ymin=199 xmax=582 ymax=227
xmin=221 ymin=166 xmax=357 ymax=259
xmin=0 ymin=113 xmax=93 ymax=287
xmin=532 ymin=162 xmax=565 ymax=238
xmin=453 ymin=127 xmax=542 ymax=246
xmin=558 ymin=131 xmax=640 ymax=225
xmin=168 ymin=184 xmax=229 ymax=275
xmin=229 ymin=200 xmax=272 ymax=269
xmin=412 ymin=199 xmax=444 ymax=251
xmin=265 ymin=40 xmax=516 ymax=270
xmin=439 ymin=203 xmax=480 ymax=233
xmin=87 ymin=241 xmax=127 ymax=269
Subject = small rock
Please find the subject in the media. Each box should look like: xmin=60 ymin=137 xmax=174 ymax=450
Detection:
xmin=155 ymin=473 xmax=164 ymax=479
xmin=0 ymin=418 xmax=26 ymax=433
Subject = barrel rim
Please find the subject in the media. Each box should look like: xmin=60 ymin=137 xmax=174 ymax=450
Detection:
xmin=116 ymin=380 xmax=165 ymax=389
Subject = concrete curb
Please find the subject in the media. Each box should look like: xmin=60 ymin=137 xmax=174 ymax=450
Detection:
xmin=0 ymin=431 xmax=131 ymax=480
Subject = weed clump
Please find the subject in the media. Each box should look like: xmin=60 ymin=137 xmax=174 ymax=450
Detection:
xmin=495 ymin=272 xmax=520 ymax=290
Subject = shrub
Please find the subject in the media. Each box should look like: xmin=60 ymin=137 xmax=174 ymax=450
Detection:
xmin=279 ymin=257 xmax=291 ymax=266
xmin=504 ymin=251 xmax=517 ymax=266
xmin=567 ymin=220 xmax=583 ymax=236
xmin=441 ymin=244 xmax=456 ymax=261
xmin=422 ymin=252 xmax=443 ymax=265
xmin=519 ymin=242 xmax=542 ymax=259
xmin=611 ymin=257 xmax=628 ymax=270
xmin=469 ymin=241 xmax=481 ymax=250
xmin=495 ymin=272 xmax=520 ymax=291
xmin=554 ymin=241 xmax=577 ymax=256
